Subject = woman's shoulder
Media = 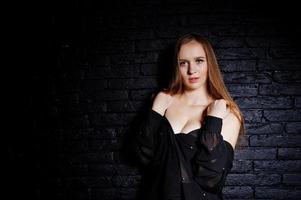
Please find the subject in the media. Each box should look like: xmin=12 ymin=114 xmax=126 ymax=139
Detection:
xmin=151 ymin=89 xmax=177 ymax=101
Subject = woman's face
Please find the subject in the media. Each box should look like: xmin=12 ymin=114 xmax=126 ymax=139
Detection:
xmin=177 ymin=40 xmax=208 ymax=90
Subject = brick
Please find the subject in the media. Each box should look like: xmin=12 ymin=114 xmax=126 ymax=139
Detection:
xmin=223 ymin=186 xmax=253 ymax=199
xmin=286 ymin=122 xmax=301 ymax=133
xmin=226 ymin=173 xmax=281 ymax=186
xmin=241 ymin=109 xmax=262 ymax=123
xmin=250 ymin=134 xmax=301 ymax=147
xmin=156 ymin=27 xmax=207 ymax=38
xmin=234 ymin=147 xmax=276 ymax=160
xmin=91 ymin=113 xmax=134 ymax=126
xmin=155 ymin=16 xmax=187 ymax=27
xmin=269 ymin=36 xmax=297 ymax=47
xmin=89 ymin=164 xmax=116 ymax=176
xmin=129 ymin=89 xmax=154 ymax=100
xmin=85 ymin=65 xmax=140 ymax=79
xmin=215 ymin=48 xmax=266 ymax=59
xmin=130 ymin=16 xmax=157 ymax=28
xmin=255 ymin=187 xmax=301 ymax=199
xmin=226 ymin=84 xmax=258 ymax=97
xmin=295 ymin=97 xmax=301 ymax=108
xmin=278 ymin=148 xmax=301 ymax=159
xmin=208 ymin=12 xmax=266 ymax=25
xmin=136 ymin=39 xmax=172 ymax=52
xmin=108 ymin=77 xmax=158 ymax=89
xmin=135 ymin=52 xmax=159 ymax=63
xmin=92 ymin=188 xmax=119 ymax=200
xmin=119 ymin=188 xmax=138 ymax=199
xmin=110 ymin=52 xmax=159 ymax=64
xmin=158 ymin=4 xmax=209 ymax=15
xmin=89 ymin=163 xmax=141 ymax=176
xmin=273 ymin=71 xmax=301 ymax=83
xmin=109 ymin=54 xmax=131 ymax=65
xmin=60 ymin=140 xmax=89 ymax=153
xmin=95 ymin=90 xmax=128 ymax=101
xmin=89 ymin=139 xmax=120 ymax=151
xmin=259 ymin=83 xmax=301 ymax=96
xmin=56 ymin=127 xmax=116 ymax=140
xmin=68 ymin=116 xmax=90 ymax=128
xmin=264 ymin=109 xmax=301 ymax=122
xmin=103 ymin=16 xmax=136 ymax=29
xmin=211 ymin=25 xmax=245 ymax=36
xmin=245 ymin=123 xmax=284 ymax=135
xmin=245 ymin=37 xmax=270 ymax=47
xmin=235 ymin=96 xmax=292 ymax=109
xmin=109 ymin=29 xmax=155 ymax=40
xmin=140 ymin=63 xmax=158 ymax=75
xmin=254 ymin=160 xmax=301 ymax=172
xmin=231 ymin=160 xmax=253 ymax=173
xmin=88 ymin=128 xmax=117 ymax=140
xmin=107 ymin=101 xmax=143 ymax=112
xmin=97 ymin=41 xmax=135 ymax=53
xmin=82 ymin=80 xmax=107 ymax=92
xmin=64 ymin=152 xmax=115 ymax=164
xmin=56 ymin=188 xmax=91 ymax=200
xmin=212 ymin=37 xmax=245 ymax=48
xmin=223 ymin=72 xmax=271 ymax=83
xmin=243 ymin=24 xmax=279 ymax=36
xmin=64 ymin=176 xmax=113 ymax=188
xmin=80 ymin=101 xmax=107 ymax=114
xmin=219 ymin=60 xmax=257 ymax=72
xmin=57 ymin=164 xmax=89 ymax=176
xmin=269 ymin=47 xmax=301 ymax=58
xmin=112 ymin=175 xmax=141 ymax=187
xmin=258 ymin=59 xmax=301 ymax=71
xmin=283 ymin=174 xmax=301 ymax=185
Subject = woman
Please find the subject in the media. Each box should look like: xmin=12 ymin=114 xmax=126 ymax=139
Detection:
xmin=131 ymin=33 xmax=245 ymax=200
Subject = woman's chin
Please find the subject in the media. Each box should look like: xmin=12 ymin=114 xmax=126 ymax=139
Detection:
xmin=184 ymin=83 xmax=202 ymax=90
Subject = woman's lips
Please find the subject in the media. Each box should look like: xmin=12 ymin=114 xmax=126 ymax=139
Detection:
xmin=188 ymin=77 xmax=199 ymax=83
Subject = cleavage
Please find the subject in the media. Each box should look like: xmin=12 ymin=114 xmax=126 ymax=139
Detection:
xmin=163 ymin=112 xmax=202 ymax=135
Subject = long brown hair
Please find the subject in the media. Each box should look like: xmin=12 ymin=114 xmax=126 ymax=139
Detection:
xmin=155 ymin=32 xmax=246 ymax=148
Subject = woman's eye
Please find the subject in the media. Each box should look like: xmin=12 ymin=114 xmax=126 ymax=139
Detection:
xmin=179 ymin=61 xmax=187 ymax=66
xmin=196 ymin=59 xmax=204 ymax=63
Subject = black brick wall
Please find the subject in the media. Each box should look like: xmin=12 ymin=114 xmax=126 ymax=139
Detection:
xmin=11 ymin=0 xmax=301 ymax=199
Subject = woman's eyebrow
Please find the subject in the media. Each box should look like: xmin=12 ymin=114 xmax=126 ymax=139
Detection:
xmin=178 ymin=56 xmax=205 ymax=61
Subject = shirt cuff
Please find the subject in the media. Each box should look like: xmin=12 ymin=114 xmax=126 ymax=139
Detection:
xmin=203 ymin=115 xmax=223 ymax=134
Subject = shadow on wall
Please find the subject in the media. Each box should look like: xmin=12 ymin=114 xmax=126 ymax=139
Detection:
xmin=120 ymin=42 xmax=176 ymax=199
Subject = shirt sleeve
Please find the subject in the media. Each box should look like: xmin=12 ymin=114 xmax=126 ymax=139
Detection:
xmin=131 ymin=108 xmax=164 ymax=166
xmin=191 ymin=115 xmax=234 ymax=192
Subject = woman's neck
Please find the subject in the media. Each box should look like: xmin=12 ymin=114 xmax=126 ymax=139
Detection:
xmin=180 ymin=86 xmax=213 ymax=106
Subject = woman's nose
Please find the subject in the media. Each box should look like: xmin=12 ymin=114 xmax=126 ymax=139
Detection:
xmin=188 ymin=63 xmax=197 ymax=74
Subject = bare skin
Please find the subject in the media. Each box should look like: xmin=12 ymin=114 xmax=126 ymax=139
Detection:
xmin=152 ymin=40 xmax=240 ymax=149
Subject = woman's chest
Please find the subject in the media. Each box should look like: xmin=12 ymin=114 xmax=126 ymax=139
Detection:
xmin=164 ymin=104 xmax=207 ymax=134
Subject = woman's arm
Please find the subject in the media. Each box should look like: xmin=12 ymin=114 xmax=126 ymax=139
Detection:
xmin=131 ymin=108 xmax=164 ymax=166
xmin=131 ymin=91 xmax=174 ymax=166
xmin=191 ymin=115 xmax=234 ymax=192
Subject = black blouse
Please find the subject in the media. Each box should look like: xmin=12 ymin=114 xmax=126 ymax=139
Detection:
xmin=131 ymin=108 xmax=234 ymax=200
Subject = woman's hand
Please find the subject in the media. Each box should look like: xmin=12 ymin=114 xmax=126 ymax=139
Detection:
xmin=152 ymin=91 xmax=174 ymax=116
xmin=207 ymin=99 xmax=230 ymax=119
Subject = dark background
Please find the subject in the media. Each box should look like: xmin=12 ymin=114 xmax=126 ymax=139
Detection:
xmin=8 ymin=0 xmax=301 ymax=199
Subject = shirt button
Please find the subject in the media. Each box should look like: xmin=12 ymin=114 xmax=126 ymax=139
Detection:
xmin=222 ymin=167 xmax=225 ymax=170
xmin=181 ymin=177 xmax=185 ymax=182
xmin=190 ymin=146 xmax=194 ymax=149
xmin=203 ymin=193 xmax=206 ymax=196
